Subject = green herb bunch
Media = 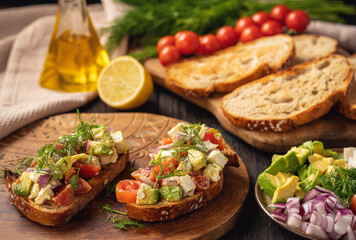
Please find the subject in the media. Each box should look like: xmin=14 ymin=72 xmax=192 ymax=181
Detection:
xmin=104 ymin=0 xmax=355 ymax=61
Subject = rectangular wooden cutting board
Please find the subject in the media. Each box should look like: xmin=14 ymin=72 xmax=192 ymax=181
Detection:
xmin=144 ymin=58 xmax=356 ymax=153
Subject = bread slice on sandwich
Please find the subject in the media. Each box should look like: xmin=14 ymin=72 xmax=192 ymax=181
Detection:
xmin=165 ymin=34 xmax=294 ymax=97
xmin=292 ymin=34 xmax=338 ymax=65
xmin=338 ymin=54 xmax=356 ymax=119
xmin=222 ymin=54 xmax=354 ymax=132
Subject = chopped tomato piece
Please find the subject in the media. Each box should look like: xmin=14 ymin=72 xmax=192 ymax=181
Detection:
xmin=72 ymin=162 xmax=100 ymax=179
xmin=65 ymin=168 xmax=77 ymax=184
xmin=116 ymin=180 xmax=141 ymax=203
xmin=203 ymin=129 xmax=225 ymax=150
xmin=52 ymin=185 xmax=75 ymax=206
xmin=192 ymin=176 xmax=210 ymax=191
xmin=150 ymin=158 xmax=179 ymax=180
xmin=75 ymin=178 xmax=92 ymax=195
xmin=161 ymin=137 xmax=174 ymax=145
xmin=131 ymin=168 xmax=150 ymax=180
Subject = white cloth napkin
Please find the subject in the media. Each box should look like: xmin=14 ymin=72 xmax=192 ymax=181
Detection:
xmin=0 ymin=1 xmax=355 ymax=140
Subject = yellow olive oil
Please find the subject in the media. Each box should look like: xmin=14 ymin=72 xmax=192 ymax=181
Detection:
xmin=39 ymin=11 xmax=110 ymax=92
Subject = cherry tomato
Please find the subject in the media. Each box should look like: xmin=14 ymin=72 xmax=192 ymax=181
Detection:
xmin=156 ymin=35 xmax=175 ymax=54
xmin=203 ymin=129 xmax=225 ymax=151
xmin=158 ymin=45 xmax=181 ymax=66
xmin=72 ymin=162 xmax=101 ymax=179
xmin=198 ymin=34 xmax=221 ymax=56
xmin=192 ymin=176 xmax=210 ymax=191
xmin=116 ymin=180 xmax=141 ymax=203
xmin=150 ymin=158 xmax=179 ymax=180
xmin=65 ymin=168 xmax=77 ymax=184
xmin=175 ymin=31 xmax=200 ymax=55
xmin=161 ymin=137 xmax=174 ymax=145
xmin=131 ymin=168 xmax=150 ymax=180
xmin=235 ymin=17 xmax=256 ymax=36
xmin=52 ymin=185 xmax=75 ymax=206
xmin=270 ymin=4 xmax=291 ymax=25
xmin=260 ymin=20 xmax=283 ymax=36
xmin=216 ymin=26 xmax=239 ymax=48
xmin=240 ymin=25 xmax=262 ymax=43
xmin=351 ymin=195 xmax=356 ymax=214
xmin=252 ymin=11 xmax=271 ymax=27
xmin=75 ymin=178 xmax=92 ymax=195
xmin=286 ymin=10 xmax=309 ymax=33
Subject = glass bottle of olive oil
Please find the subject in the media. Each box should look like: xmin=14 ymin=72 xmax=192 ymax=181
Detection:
xmin=39 ymin=0 xmax=110 ymax=92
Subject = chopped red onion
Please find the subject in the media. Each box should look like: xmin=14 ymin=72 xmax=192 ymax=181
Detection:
xmin=152 ymin=143 xmax=173 ymax=154
xmin=300 ymin=222 xmax=309 ymax=232
xmin=306 ymin=224 xmax=328 ymax=239
xmin=315 ymin=202 xmax=327 ymax=215
xmin=37 ymin=169 xmax=51 ymax=188
xmin=325 ymin=215 xmax=335 ymax=233
xmin=334 ymin=215 xmax=353 ymax=235
xmin=83 ymin=140 xmax=89 ymax=152
xmin=139 ymin=176 xmax=155 ymax=187
xmin=287 ymin=212 xmax=302 ymax=229
xmin=286 ymin=197 xmax=300 ymax=209
xmin=26 ymin=168 xmax=35 ymax=173
xmin=52 ymin=183 xmax=64 ymax=195
xmin=303 ymin=189 xmax=321 ymax=203
xmin=346 ymin=225 xmax=356 ymax=240
xmin=271 ymin=209 xmax=287 ymax=222
xmin=268 ymin=203 xmax=286 ymax=209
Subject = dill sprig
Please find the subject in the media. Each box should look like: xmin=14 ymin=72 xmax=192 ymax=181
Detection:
xmin=104 ymin=0 xmax=355 ymax=58
xmin=105 ymin=213 xmax=145 ymax=230
xmin=102 ymin=204 xmax=128 ymax=216
xmin=105 ymin=181 xmax=117 ymax=196
xmin=320 ymin=167 xmax=356 ymax=206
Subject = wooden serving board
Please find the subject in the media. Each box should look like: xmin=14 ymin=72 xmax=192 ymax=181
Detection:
xmin=0 ymin=113 xmax=249 ymax=240
xmin=145 ymin=59 xmax=356 ymax=153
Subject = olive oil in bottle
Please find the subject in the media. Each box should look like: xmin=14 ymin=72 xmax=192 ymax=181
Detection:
xmin=39 ymin=0 xmax=110 ymax=92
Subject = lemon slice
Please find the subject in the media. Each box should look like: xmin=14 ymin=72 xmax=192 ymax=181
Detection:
xmin=98 ymin=56 xmax=153 ymax=110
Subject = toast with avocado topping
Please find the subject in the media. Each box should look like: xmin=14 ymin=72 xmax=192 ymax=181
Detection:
xmin=165 ymin=34 xmax=294 ymax=97
xmin=4 ymin=113 xmax=129 ymax=226
xmin=116 ymin=123 xmax=240 ymax=221
xmin=222 ymin=54 xmax=354 ymax=132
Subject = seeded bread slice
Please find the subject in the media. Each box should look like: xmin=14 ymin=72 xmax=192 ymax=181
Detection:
xmin=293 ymin=34 xmax=338 ymax=65
xmin=222 ymin=54 xmax=354 ymax=132
xmin=338 ymin=54 xmax=356 ymax=119
xmin=165 ymin=34 xmax=294 ymax=97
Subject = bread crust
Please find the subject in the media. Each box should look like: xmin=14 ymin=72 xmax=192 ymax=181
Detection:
xmin=5 ymin=152 xmax=129 ymax=226
xmin=165 ymin=35 xmax=294 ymax=97
xmin=125 ymin=172 xmax=224 ymax=221
xmin=222 ymin=54 xmax=354 ymax=132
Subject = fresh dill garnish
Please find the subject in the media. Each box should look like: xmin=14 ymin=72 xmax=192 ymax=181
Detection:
xmin=129 ymin=159 xmax=136 ymax=173
xmin=69 ymin=172 xmax=80 ymax=192
xmin=102 ymin=204 xmax=128 ymax=216
xmin=105 ymin=181 xmax=117 ymax=196
xmin=14 ymin=167 xmax=21 ymax=175
xmin=105 ymin=213 xmax=145 ymax=230
xmin=320 ymin=167 xmax=356 ymax=206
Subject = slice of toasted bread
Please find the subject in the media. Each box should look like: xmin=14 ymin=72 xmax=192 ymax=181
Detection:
xmin=293 ymin=34 xmax=338 ymax=65
xmin=165 ymin=34 xmax=294 ymax=97
xmin=338 ymin=54 xmax=356 ymax=119
xmin=125 ymin=171 xmax=224 ymax=221
xmin=222 ymin=54 xmax=354 ymax=132
xmin=5 ymin=152 xmax=129 ymax=226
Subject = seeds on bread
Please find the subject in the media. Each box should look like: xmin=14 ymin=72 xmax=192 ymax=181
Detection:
xmin=221 ymin=54 xmax=354 ymax=132
xmin=165 ymin=34 xmax=294 ymax=97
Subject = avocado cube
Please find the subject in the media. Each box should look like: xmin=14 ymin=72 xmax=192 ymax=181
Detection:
xmin=312 ymin=141 xmax=324 ymax=155
xmin=264 ymin=157 xmax=287 ymax=175
xmin=13 ymin=172 xmax=33 ymax=197
xmin=92 ymin=124 xmax=112 ymax=143
xmin=297 ymin=165 xmax=308 ymax=181
xmin=271 ymin=154 xmax=283 ymax=163
xmin=310 ymin=160 xmax=329 ymax=175
xmin=257 ymin=173 xmax=278 ymax=198
xmin=308 ymin=153 xmax=324 ymax=164
xmin=295 ymin=184 xmax=307 ymax=200
xmin=322 ymin=149 xmax=341 ymax=159
xmin=177 ymin=161 xmax=192 ymax=175
xmin=136 ymin=183 xmax=159 ymax=205
xmin=87 ymin=141 xmax=113 ymax=156
xmin=159 ymin=185 xmax=183 ymax=202
xmin=334 ymin=159 xmax=348 ymax=169
xmin=271 ymin=176 xmax=299 ymax=203
xmin=290 ymin=146 xmax=311 ymax=165
xmin=300 ymin=140 xmax=313 ymax=150
xmin=299 ymin=169 xmax=321 ymax=193
xmin=275 ymin=172 xmax=292 ymax=186
xmin=188 ymin=149 xmax=207 ymax=171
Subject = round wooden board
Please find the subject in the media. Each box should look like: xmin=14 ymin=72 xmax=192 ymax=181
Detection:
xmin=0 ymin=113 xmax=249 ymax=240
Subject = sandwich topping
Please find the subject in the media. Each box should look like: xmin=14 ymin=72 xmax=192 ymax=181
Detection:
xmin=12 ymin=112 xmax=128 ymax=206
xmin=116 ymin=122 xmax=228 ymax=205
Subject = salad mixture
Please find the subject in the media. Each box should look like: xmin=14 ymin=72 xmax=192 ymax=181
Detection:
xmin=12 ymin=113 xmax=128 ymax=206
xmin=116 ymin=123 xmax=228 ymax=205
xmin=258 ymin=140 xmax=356 ymax=239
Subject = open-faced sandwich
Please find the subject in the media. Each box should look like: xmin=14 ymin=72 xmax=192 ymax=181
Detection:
xmin=116 ymin=122 xmax=240 ymax=221
xmin=4 ymin=113 xmax=129 ymax=226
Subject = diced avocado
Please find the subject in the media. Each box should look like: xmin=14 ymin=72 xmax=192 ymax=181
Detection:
xmin=295 ymin=184 xmax=307 ymax=200
xmin=323 ymin=149 xmax=341 ymax=159
xmin=310 ymin=160 xmax=330 ymax=175
xmin=312 ymin=141 xmax=324 ymax=155
xmin=176 ymin=161 xmax=192 ymax=175
xmin=203 ymin=163 xmax=222 ymax=182
xmin=13 ymin=172 xmax=33 ymax=196
xmin=299 ymin=170 xmax=321 ymax=193
xmin=257 ymin=173 xmax=278 ymax=198
xmin=271 ymin=176 xmax=299 ymax=203
xmin=284 ymin=151 xmax=299 ymax=168
xmin=28 ymin=183 xmax=40 ymax=199
xmin=322 ymin=157 xmax=334 ymax=165
xmin=57 ymin=154 xmax=85 ymax=172
xmin=136 ymin=183 xmax=159 ymax=205
xmin=275 ymin=172 xmax=292 ymax=186
xmin=264 ymin=157 xmax=287 ymax=175
xmin=298 ymin=165 xmax=308 ymax=181
xmin=159 ymin=185 xmax=183 ymax=202
xmin=308 ymin=153 xmax=324 ymax=164
xmin=34 ymin=184 xmax=54 ymax=204
xmin=334 ymin=159 xmax=348 ymax=169
xmin=290 ymin=146 xmax=311 ymax=165
xmin=188 ymin=149 xmax=207 ymax=171
xmin=271 ymin=154 xmax=283 ymax=163
xmin=87 ymin=141 xmax=113 ymax=156
xmin=207 ymin=149 xmax=228 ymax=168
xmin=111 ymin=131 xmax=128 ymax=154
xmin=92 ymin=124 xmax=112 ymax=143
xmin=300 ymin=140 xmax=313 ymax=150
xmin=265 ymin=151 xmax=299 ymax=175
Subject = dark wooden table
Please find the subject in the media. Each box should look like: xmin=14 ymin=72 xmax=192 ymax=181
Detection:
xmin=76 ymin=84 xmax=302 ymax=240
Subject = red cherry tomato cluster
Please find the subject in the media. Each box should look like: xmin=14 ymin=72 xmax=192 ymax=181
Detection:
xmin=157 ymin=4 xmax=309 ymax=66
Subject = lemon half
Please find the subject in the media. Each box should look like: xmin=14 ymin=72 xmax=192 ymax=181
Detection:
xmin=98 ymin=56 xmax=153 ymax=110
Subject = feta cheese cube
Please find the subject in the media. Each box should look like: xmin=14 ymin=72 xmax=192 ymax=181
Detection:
xmin=344 ymin=147 xmax=356 ymax=168
xmin=207 ymin=149 xmax=228 ymax=168
xmin=100 ymin=148 xmax=118 ymax=165
xmin=178 ymin=175 xmax=196 ymax=197
xmin=111 ymin=131 xmax=128 ymax=154
xmin=203 ymin=163 xmax=222 ymax=182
